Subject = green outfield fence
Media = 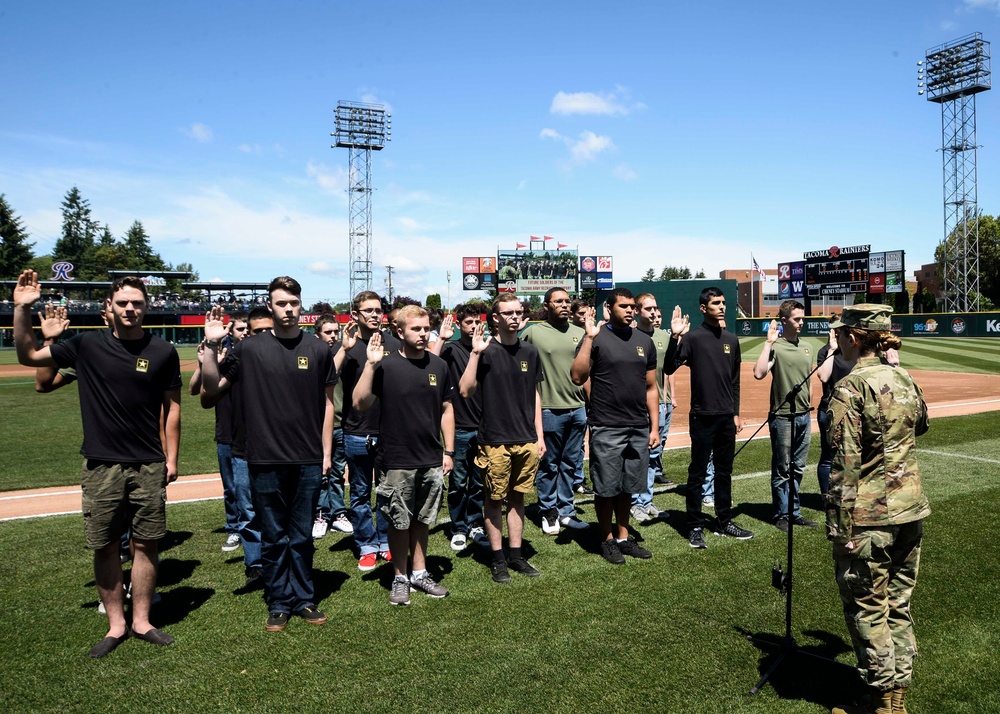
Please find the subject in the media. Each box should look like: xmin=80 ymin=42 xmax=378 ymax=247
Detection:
xmin=734 ymin=312 xmax=1000 ymax=339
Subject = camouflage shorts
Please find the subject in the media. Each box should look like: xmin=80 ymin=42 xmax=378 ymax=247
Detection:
xmin=81 ymin=460 xmax=167 ymax=549
xmin=376 ymin=467 xmax=445 ymax=530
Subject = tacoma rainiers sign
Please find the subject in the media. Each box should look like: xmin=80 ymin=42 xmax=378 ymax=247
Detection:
xmin=804 ymin=244 xmax=870 ymax=298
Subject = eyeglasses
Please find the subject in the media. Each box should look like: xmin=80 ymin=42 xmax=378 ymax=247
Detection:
xmin=498 ymin=310 xmax=524 ymax=318
xmin=356 ymin=307 xmax=382 ymax=315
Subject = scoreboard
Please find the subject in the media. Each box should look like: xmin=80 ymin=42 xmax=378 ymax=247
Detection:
xmin=803 ymin=245 xmax=871 ymax=298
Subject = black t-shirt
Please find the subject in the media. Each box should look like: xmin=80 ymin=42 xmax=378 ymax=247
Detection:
xmin=221 ymin=331 xmax=336 ymax=465
xmin=816 ymin=344 xmax=853 ymax=411
xmin=372 ymin=351 xmax=454 ymax=469
xmin=474 ymin=339 xmax=543 ymax=445
xmin=584 ymin=325 xmax=656 ymax=428
xmin=50 ymin=329 xmax=181 ymax=463
xmin=664 ymin=322 xmax=742 ymax=416
xmin=340 ymin=330 xmax=400 ymax=436
xmin=214 ymin=388 xmax=233 ymax=445
xmin=440 ymin=340 xmax=483 ymax=430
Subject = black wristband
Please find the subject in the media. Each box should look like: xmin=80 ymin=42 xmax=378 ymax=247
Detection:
xmin=444 ymin=450 xmax=456 ymax=457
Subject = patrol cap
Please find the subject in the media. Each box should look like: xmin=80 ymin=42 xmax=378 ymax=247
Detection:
xmin=829 ymin=304 xmax=892 ymax=331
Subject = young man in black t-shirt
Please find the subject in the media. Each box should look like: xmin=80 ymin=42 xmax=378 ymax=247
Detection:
xmin=664 ymin=287 xmax=755 ymax=548
xmin=459 ymin=294 xmax=545 ymax=583
xmin=202 ymin=276 xmax=336 ymax=632
xmin=338 ymin=291 xmax=402 ymax=572
xmin=435 ymin=304 xmax=489 ymax=551
xmin=353 ymin=305 xmax=456 ymax=606
xmin=14 ymin=270 xmax=181 ymax=658
xmin=571 ymin=288 xmax=658 ymax=565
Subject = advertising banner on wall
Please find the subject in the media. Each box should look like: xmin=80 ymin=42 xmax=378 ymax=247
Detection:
xmin=777 ymin=261 xmax=805 ymax=299
xmin=462 ymin=256 xmax=497 ymax=291
xmin=579 ymin=255 xmax=613 ymax=291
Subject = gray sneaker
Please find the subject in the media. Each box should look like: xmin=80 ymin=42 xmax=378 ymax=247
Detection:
xmin=411 ymin=573 xmax=449 ymax=598
xmin=222 ymin=533 xmax=241 ymax=552
xmin=469 ymin=526 xmax=490 ymax=548
xmin=689 ymin=528 xmax=707 ymax=549
xmin=389 ymin=578 xmax=410 ymax=606
xmin=630 ymin=505 xmax=652 ymax=523
xmin=644 ymin=504 xmax=663 ymax=519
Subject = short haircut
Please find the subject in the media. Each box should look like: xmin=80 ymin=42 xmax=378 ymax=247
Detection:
xmin=635 ymin=292 xmax=656 ymax=307
xmin=543 ymin=287 xmax=569 ymax=303
xmin=248 ymin=306 xmax=272 ymax=323
xmin=352 ymin=290 xmax=381 ymax=312
xmin=268 ymin=276 xmax=301 ymax=298
xmin=571 ymin=299 xmax=589 ymax=313
xmin=108 ymin=276 xmax=148 ymax=302
xmin=778 ymin=300 xmax=805 ymax=319
xmin=605 ymin=287 xmax=635 ymax=308
xmin=230 ymin=311 xmax=249 ymax=325
xmin=428 ymin=308 xmax=444 ymax=330
xmin=699 ymin=286 xmax=724 ymax=306
xmin=396 ymin=304 xmax=428 ymax=328
xmin=491 ymin=293 xmax=523 ymax=315
xmin=314 ymin=313 xmax=339 ymax=332
xmin=454 ymin=303 xmax=482 ymax=322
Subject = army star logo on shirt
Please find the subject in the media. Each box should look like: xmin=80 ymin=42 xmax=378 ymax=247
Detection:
xmin=135 ymin=358 xmax=150 ymax=373
xmin=428 ymin=374 xmax=438 ymax=386
xmin=297 ymin=356 xmax=309 ymax=369
xmin=572 ymin=336 xmax=579 ymax=343
xmin=636 ymin=346 xmax=645 ymax=357
xmin=723 ymin=344 xmax=731 ymax=354
xmin=520 ymin=361 xmax=528 ymax=372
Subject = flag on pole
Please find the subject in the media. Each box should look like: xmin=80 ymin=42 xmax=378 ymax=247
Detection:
xmin=529 ymin=235 xmax=541 ymax=241
xmin=516 ymin=243 xmax=527 ymax=249
xmin=543 ymin=235 xmax=554 ymax=241
xmin=557 ymin=243 xmax=567 ymax=249
xmin=752 ymin=255 xmax=765 ymax=278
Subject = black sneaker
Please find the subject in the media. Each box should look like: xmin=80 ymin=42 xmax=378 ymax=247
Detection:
xmin=244 ymin=567 xmax=264 ymax=591
xmin=689 ymin=528 xmax=707 ymax=549
xmin=775 ymin=517 xmax=790 ymax=533
xmin=792 ymin=515 xmax=819 ymax=528
xmin=715 ymin=521 xmax=755 ymax=540
xmin=490 ymin=560 xmax=511 ymax=583
xmin=618 ymin=536 xmax=653 ymax=559
xmin=507 ymin=557 xmax=540 ymax=578
xmin=266 ymin=612 xmax=289 ymax=632
xmin=600 ymin=539 xmax=625 ymax=564
xmin=295 ymin=606 xmax=328 ymax=625
xmin=653 ymin=475 xmax=675 ymax=487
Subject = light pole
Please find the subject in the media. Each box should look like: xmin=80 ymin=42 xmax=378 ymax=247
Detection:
xmin=446 ymin=270 xmax=451 ymax=310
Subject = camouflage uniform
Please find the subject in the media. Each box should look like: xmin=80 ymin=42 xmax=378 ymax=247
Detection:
xmin=826 ymin=348 xmax=930 ymax=693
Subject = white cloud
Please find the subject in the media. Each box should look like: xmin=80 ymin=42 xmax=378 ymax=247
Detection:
xmin=397 ymin=216 xmax=422 ymax=231
xmin=182 ymin=123 xmax=214 ymax=143
xmin=517 ymin=179 xmax=527 ymax=191
xmin=238 ymin=143 xmax=261 ymax=154
xmin=306 ymin=261 xmax=347 ymax=278
xmin=306 ymin=160 xmax=348 ymax=194
xmin=940 ymin=20 xmax=958 ymax=30
xmin=613 ymin=164 xmax=637 ymax=181
xmin=550 ymin=89 xmax=636 ymax=116
xmin=964 ymin=0 xmax=1000 ymax=10
xmin=359 ymin=90 xmax=393 ymax=114
xmin=540 ymin=128 xmax=615 ymax=164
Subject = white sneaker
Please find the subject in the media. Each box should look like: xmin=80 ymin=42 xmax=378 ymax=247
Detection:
xmin=702 ymin=496 xmax=715 ymax=509
xmin=469 ymin=526 xmax=489 ymax=548
xmin=645 ymin=504 xmax=663 ymax=519
xmin=312 ymin=514 xmax=329 ymax=540
xmin=98 ymin=599 xmax=106 ymax=615
xmin=222 ymin=533 xmax=241 ymax=552
xmin=450 ymin=533 xmax=468 ymax=551
xmin=541 ymin=512 xmax=560 ymax=535
xmin=330 ymin=514 xmax=354 ymax=534
xmin=630 ymin=505 xmax=652 ymax=523
xmin=559 ymin=515 xmax=590 ymax=530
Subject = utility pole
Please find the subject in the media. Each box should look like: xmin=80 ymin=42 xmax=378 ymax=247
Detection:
xmin=446 ymin=270 xmax=452 ymax=310
xmin=385 ymin=265 xmax=395 ymax=305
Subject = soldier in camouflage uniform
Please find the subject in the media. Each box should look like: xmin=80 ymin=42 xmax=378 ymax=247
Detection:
xmin=826 ymin=304 xmax=930 ymax=714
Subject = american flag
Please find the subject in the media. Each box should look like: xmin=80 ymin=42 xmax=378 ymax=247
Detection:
xmin=752 ymin=255 xmax=765 ymax=278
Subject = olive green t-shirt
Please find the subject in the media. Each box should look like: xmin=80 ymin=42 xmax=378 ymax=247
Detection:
xmin=769 ymin=336 xmax=812 ymax=415
xmin=641 ymin=327 xmax=672 ymax=405
xmin=522 ymin=321 xmax=587 ymax=409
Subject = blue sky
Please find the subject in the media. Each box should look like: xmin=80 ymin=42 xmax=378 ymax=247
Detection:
xmin=3 ymin=0 xmax=1000 ymax=306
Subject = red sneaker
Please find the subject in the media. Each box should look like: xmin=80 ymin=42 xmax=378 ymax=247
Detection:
xmin=358 ymin=553 xmax=377 ymax=571
xmin=379 ymin=550 xmax=392 ymax=563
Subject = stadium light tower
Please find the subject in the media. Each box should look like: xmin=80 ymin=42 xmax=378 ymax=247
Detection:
xmin=920 ymin=33 xmax=991 ymax=312
xmin=332 ymin=101 xmax=391 ymax=301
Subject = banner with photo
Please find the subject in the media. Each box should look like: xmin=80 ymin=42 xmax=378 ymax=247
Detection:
xmin=497 ymin=249 xmax=578 ymax=294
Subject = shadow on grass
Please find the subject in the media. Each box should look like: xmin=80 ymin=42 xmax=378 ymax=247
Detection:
xmin=314 ymin=567 xmax=350 ymax=601
xmin=157 ymin=557 xmax=201 ymax=588
xmin=160 ymin=530 xmax=194 ymax=553
xmin=155 ymin=585 xmax=215 ymax=627
xmin=736 ymin=624 xmax=859 ymax=708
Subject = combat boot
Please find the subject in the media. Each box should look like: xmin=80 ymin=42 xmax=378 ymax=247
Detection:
xmin=891 ymin=687 xmax=908 ymax=714
xmin=831 ymin=689 xmax=894 ymax=714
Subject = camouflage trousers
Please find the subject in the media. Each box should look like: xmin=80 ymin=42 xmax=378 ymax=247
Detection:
xmin=833 ymin=520 xmax=923 ymax=691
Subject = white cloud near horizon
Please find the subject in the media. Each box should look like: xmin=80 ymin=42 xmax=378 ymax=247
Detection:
xmin=182 ymin=123 xmax=214 ymax=143
xmin=540 ymin=128 xmax=615 ymax=163
xmin=550 ymin=90 xmax=632 ymax=116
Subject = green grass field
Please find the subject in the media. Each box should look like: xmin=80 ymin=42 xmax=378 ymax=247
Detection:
xmin=0 ymin=413 xmax=997 ymax=713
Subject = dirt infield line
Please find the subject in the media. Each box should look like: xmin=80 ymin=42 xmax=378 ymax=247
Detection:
xmin=2 ymin=367 xmax=997 ymax=521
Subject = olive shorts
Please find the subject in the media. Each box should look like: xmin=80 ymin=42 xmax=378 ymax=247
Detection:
xmin=474 ymin=442 xmax=540 ymax=501
xmin=376 ymin=466 xmax=445 ymax=530
xmin=81 ymin=460 xmax=167 ymax=549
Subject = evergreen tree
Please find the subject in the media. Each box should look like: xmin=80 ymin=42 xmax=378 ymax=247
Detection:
xmin=123 ymin=220 xmax=165 ymax=271
xmin=0 ymin=194 xmax=36 ymax=278
xmin=54 ymin=187 xmax=98 ymax=277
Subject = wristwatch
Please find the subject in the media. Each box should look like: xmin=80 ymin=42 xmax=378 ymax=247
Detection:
xmin=444 ymin=450 xmax=456 ymax=457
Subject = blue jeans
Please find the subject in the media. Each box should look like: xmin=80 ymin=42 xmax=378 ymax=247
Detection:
xmin=634 ymin=403 xmax=672 ymax=508
xmin=536 ymin=407 xmax=587 ymax=518
xmin=317 ymin=428 xmax=348 ymax=520
xmin=232 ymin=456 xmax=262 ymax=570
xmin=344 ymin=434 xmax=389 ymax=556
xmin=448 ymin=429 xmax=485 ymax=535
xmin=573 ymin=431 xmax=586 ymax=489
xmin=769 ymin=412 xmax=812 ymax=521
xmin=249 ymin=464 xmax=322 ymax=614
xmin=217 ymin=443 xmax=239 ymax=534
xmin=816 ymin=407 xmax=832 ymax=495
xmin=703 ymin=455 xmax=715 ymax=499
